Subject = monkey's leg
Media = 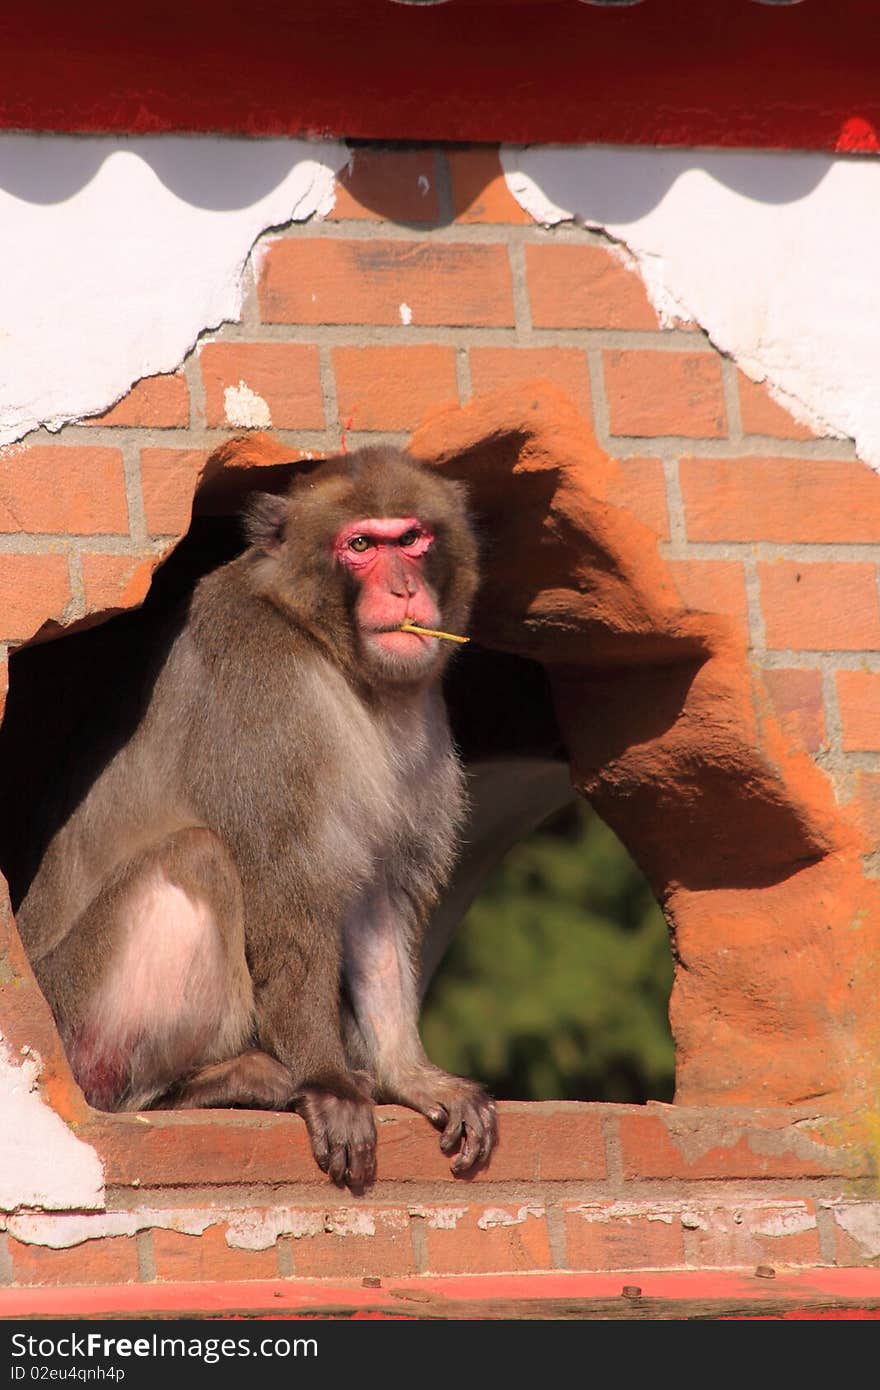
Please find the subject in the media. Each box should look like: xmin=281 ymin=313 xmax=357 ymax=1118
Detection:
xmin=245 ymin=895 xmax=377 ymax=1191
xmin=35 ymin=826 xmax=276 ymax=1113
xmin=343 ymin=881 xmax=497 ymax=1175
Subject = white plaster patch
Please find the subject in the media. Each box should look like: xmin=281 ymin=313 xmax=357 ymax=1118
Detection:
xmin=417 ymin=176 xmax=430 ymax=197
xmin=476 ymin=1205 xmax=544 ymax=1231
xmin=0 ymin=135 xmax=347 ymax=446
xmin=408 ymin=1205 xmax=467 ymax=1230
xmin=501 ymin=146 xmax=880 ymax=465
xmin=7 ymin=1209 xmax=216 ymax=1248
xmin=4 ymin=1203 xmax=408 ymax=1251
xmin=399 ymin=302 xmax=414 ymax=325
xmin=324 ymin=1208 xmax=376 ymax=1238
xmin=752 ymin=1206 xmax=816 ymax=1238
xmin=569 ymin=1202 xmax=677 ymax=1225
xmin=824 ymin=1201 xmax=880 ymax=1257
xmin=223 ymin=381 xmax=272 ymax=429
xmin=224 ymin=1209 xmax=324 ymax=1249
xmin=0 ymin=1040 xmax=104 ymax=1214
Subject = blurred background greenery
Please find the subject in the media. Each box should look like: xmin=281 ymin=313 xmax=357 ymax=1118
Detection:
xmin=421 ymin=800 xmax=675 ymax=1103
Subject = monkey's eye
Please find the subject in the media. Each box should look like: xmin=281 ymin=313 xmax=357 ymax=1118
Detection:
xmin=348 ymin=535 xmax=373 ymax=553
xmin=397 ymin=529 xmax=422 ymax=548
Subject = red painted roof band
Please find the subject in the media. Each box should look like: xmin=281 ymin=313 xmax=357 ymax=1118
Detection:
xmin=0 ymin=0 xmax=878 ymax=150
xmin=2 ymin=1269 xmax=880 ymax=1320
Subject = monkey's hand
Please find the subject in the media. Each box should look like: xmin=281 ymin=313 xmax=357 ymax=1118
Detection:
xmin=391 ymin=1068 xmax=497 ymax=1175
xmin=294 ymin=1074 xmax=377 ymax=1191
xmin=430 ymin=1079 xmax=497 ymax=1176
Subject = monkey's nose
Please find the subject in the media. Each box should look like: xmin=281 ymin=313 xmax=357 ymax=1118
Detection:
xmin=387 ymin=555 xmax=418 ymax=597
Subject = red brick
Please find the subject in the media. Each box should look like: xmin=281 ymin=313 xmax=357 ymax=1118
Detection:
xmin=332 ymin=345 xmax=458 ymax=431
xmin=680 ymin=456 xmax=880 ymax=543
xmin=85 ymin=1111 xmax=319 ymax=1189
xmin=493 ymin=1106 xmax=608 ymax=1182
xmin=686 ymin=1202 xmax=821 ymax=1268
xmin=152 ymin=1225 xmax=279 ymax=1282
xmin=763 ymin=668 xmax=827 ymax=754
xmin=448 ymin=147 xmax=531 ymax=224
xmin=563 ymin=1204 xmax=685 ymax=1271
xmin=374 ymin=1104 xmax=607 ymax=1184
xmin=526 ymin=244 xmax=658 ymax=330
xmin=258 ymin=239 xmax=514 ymax=327
xmin=86 ymin=1104 xmax=607 ymax=1190
xmin=331 ymin=148 xmax=439 ymax=224
xmin=0 ymin=553 xmax=70 ymax=641
xmin=618 ymin=1110 xmax=851 ymax=1180
xmin=604 ymin=351 xmax=726 ymax=438
xmin=738 ymin=373 xmax=823 ymax=441
xmin=85 ymin=373 xmax=189 ymax=428
xmin=81 ymin=554 xmax=155 ymax=614
xmin=836 ymin=669 xmax=880 ymax=751
xmin=669 ymin=559 xmax=748 ymax=626
xmin=421 ymin=1205 xmax=552 ymax=1275
xmin=758 ymin=562 xmax=880 ymax=651
xmin=0 ymin=446 xmax=128 ymax=534
xmin=290 ymin=1209 xmax=415 ymax=1280
xmin=200 ymin=342 xmax=324 ymax=430
xmin=9 ymin=1236 xmax=139 ymax=1287
xmin=140 ymin=448 xmax=207 ymax=535
xmin=606 ymin=457 xmax=669 ymax=539
xmin=469 ymin=347 xmax=591 ymax=419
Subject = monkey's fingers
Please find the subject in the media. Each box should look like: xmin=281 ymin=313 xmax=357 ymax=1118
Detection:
xmin=296 ymin=1085 xmax=377 ymax=1190
xmin=437 ymin=1087 xmax=497 ymax=1175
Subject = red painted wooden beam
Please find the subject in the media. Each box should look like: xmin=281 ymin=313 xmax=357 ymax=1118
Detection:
xmin=0 ymin=0 xmax=878 ymax=150
xmin=2 ymin=1270 xmax=880 ymax=1320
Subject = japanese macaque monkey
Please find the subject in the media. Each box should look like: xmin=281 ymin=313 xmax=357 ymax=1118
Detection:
xmin=15 ymin=446 xmax=496 ymax=1188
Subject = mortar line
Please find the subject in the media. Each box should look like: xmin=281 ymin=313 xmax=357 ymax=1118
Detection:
xmin=586 ymin=348 xmax=611 ymax=449
xmin=409 ymin=1212 xmax=429 ymax=1276
xmin=318 ymin=346 xmax=342 ymax=449
xmin=276 ymin=1235 xmax=294 ymax=1278
xmin=456 ymin=345 xmax=472 ymax=404
xmin=507 ymin=239 xmax=532 ymax=341
xmin=64 ymin=549 xmax=86 ymax=625
xmin=661 ymin=456 xmax=688 ymax=554
xmin=120 ymin=437 xmax=148 ymax=548
xmin=136 ymin=1229 xmax=156 ymax=1283
xmin=544 ymin=1200 xmax=569 ymax=1271
xmin=184 ymin=352 xmax=207 ymax=434
xmin=744 ymin=555 xmax=767 ymax=656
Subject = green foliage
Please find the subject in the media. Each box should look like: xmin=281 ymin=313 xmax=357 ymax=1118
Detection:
xmin=421 ymin=802 xmax=675 ymax=1103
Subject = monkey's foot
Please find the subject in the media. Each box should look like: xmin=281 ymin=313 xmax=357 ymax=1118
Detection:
xmin=294 ymin=1080 xmax=377 ymax=1191
xmin=160 ymin=1049 xmax=297 ymax=1111
xmin=393 ymin=1070 xmax=497 ymax=1175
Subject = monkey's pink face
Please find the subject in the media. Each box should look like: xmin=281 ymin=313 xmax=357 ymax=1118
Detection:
xmin=333 ymin=516 xmax=444 ymax=678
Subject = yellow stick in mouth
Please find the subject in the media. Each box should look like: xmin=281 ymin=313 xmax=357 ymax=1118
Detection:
xmin=399 ymin=621 xmax=470 ymax=645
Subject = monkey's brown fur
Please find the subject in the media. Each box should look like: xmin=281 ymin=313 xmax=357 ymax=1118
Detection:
xmin=16 ymin=446 xmax=496 ymax=1188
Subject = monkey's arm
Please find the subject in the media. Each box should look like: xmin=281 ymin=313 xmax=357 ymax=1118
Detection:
xmin=244 ymin=878 xmax=377 ymax=1189
xmin=343 ymin=870 xmax=496 ymax=1175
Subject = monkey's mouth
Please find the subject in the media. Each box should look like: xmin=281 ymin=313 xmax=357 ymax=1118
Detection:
xmin=363 ymin=625 xmax=438 ymax=660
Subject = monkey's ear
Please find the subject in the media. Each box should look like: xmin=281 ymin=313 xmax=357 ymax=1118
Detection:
xmin=243 ymin=493 xmax=288 ymax=553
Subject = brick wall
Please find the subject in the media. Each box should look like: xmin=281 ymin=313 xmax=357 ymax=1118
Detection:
xmin=3 ymin=145 xmax=875 ymax=814
xmin=2 ymin=145 xmax=880 ymax=1301
xmin=2 ymin=1103 xmax=879 ymax=1298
